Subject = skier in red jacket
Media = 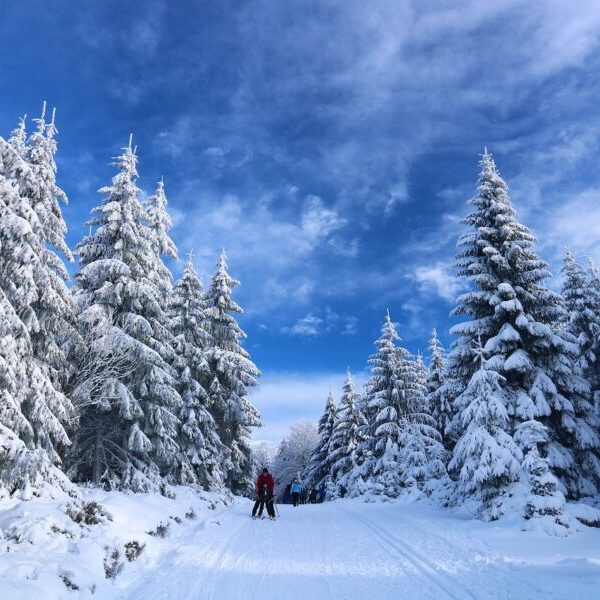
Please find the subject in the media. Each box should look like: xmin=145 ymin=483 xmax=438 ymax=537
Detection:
xmin=252 ymin=468 xmax=276 ymax=519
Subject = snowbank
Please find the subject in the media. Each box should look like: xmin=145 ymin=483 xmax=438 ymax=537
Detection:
xmin=0 ymin=486 xmax=231 ymax=599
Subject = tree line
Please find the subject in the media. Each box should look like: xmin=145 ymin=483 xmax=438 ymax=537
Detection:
xmin=0 ymin=105 xmax=260 ymax=499
xmin=304 ymin=151 xmax=600 ymax=526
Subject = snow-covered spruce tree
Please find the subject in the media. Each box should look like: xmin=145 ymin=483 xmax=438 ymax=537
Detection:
xmin=350 ymin=312 xmax=405 ymax=496
xmin=8 ymin=115 xmax=27 ymax=158
xmin=146 ymin=179 xmax=178 ymax=299
xmin=167 ymin=254 xmax=227 ymax=489
xmin=0 ymin=135 xmax=73 ymax=498
xmin=515 ymin=419 xmax=566 ymax=524
xmin=399 ymin=353 xmax=447 ymax=490
xmin=352 ymin=312 xmax=438 ymax=497
xmin=303 ymin=390 xmax=338 ymax=492
xmin=558 ymin=249 xmax=600 ymax=496
xmin=68 ymin=139 xmax=181 ymax=492
xmin=327 ymin=370 xmax=368 ymax=486
xmin=203 ymin=250 xmax=261 ymax=494
xmin=17 ymin=105 xmax=78 ymax=394
xmin=587 ymin=258 xmax=600 ymax=414
xmin=446 ymin=150 xmax=584 ymax=518
xmin=448 ymin=347 xmax=522 ymax=520
xmin=427 ymin=329 xmax=452 ymax=448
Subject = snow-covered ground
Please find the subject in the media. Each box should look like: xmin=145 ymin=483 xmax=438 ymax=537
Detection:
xmin=1 ymin=490 xmax=600 ymax=599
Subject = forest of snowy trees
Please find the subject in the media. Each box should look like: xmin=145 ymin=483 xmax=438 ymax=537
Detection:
xmin=304 ymin=150 xmax=600 ymax=529
xmin=1 ymin=103 xmax=599 ymax=531
xmin=0 ymin=105 xmax=261 ymax=499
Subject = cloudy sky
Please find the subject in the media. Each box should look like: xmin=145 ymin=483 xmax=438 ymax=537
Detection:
xmin=3 ymin=0 xmax=600 ymax=445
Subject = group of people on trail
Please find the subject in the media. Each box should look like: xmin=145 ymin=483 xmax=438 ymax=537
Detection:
xmin=252 ymin=468 xmax=276 ymax=520
xmin=252 ymin=468 xmax=340 ymax=519
xmin=281 ymin=479 xmax=326 ymax=505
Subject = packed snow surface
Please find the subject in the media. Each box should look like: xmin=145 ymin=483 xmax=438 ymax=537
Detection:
xmin=1 ymin=490 xmax=600 ymax=599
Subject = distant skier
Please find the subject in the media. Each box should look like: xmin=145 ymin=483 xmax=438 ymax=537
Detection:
xmin=318 ymin=483 xmax=326 ymax=503
xmin=291 ymin=478 xmax=303 ymax=507
xmin=252 ymin=468 xmax=276 ymax=519
xmin=283 ymin=483 xmax=291 ymax=504
xmin=308 ymin=488 xmax=318 ymax=504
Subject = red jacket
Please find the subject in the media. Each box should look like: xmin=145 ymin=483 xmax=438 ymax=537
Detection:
xmin=256 ymin=472 xmax=274 ymax=494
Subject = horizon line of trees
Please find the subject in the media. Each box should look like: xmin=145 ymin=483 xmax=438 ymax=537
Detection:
xmin=304 ymin=150 xmax=600 ymax=526
xmin=0 ymin=104 xmax=261 ymax=499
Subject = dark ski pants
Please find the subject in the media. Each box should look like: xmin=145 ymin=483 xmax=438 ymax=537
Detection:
xmin=253 ymin=495 xmax=275 ymax=517
xmin=292 ymin=492 xmax=300 ymax=507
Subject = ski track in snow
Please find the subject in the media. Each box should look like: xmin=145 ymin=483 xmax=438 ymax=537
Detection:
xmin=335 ymin=504 xmax=477 ymax=600
xmin=101 ymin=497 xmax=600 ymax=600
xmin=115 ymin=499 xmax=479 ymax=600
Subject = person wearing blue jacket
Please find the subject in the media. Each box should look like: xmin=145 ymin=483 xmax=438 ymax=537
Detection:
xmin=290 ymin=478 xmax=303 ymax=507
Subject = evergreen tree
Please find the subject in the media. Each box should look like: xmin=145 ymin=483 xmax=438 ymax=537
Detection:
xmin=69 ymin=139 xmax=181 ymax=491
xmin=516 ymin=420 xmax=566 ymax=524
xmin=0 ymin=136 xmax=72 ymax=498
xmin=304 ymin=390 xmax=338 ymax=492
xmin=352 ymin=313 xmax=445 ymax=497
xmin=328 ymin=370 xmax=367 ymax=486
xmin=145 ymin=179 xmax=178 ymax=299
xmin=586 ymin=258 xmax=600 ymax=415
xmin=446 ymin=150 xmax=582 ymax=518
xmin=20 ymin=104 xmax=77 ymax=393
xmin=203 ymin=250 xmax=260 ymax=494
xmin=357 ymin=312 xmax=406 ymax=496
xmin=168 ymin=253 xmax=227 ymax=489
xmin=559 ymin=249 xmax=600 ymax=496
xmin=399 ymin=354 xmax=447 ymax=489
xmin=8 ymin=115 xmax=27 ymax=158
xmin=426 ymin=329 xmax=452 ymax=448
xmin=448 ymin=348 xmax=522 ymax=520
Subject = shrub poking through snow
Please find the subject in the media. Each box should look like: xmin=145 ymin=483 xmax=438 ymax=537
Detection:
xmin=66 ymin=500 xmax=110 ymax=526
xmin=147 ymin=521 xmax=170 ymax=538
xmin=50 ymin=524 xmax=75 ymax=538
xmin=124 ymin=540 xmax=145 ymax=562
xmin=185 ymin=508 xmax=196 ymax=520
xmin=103 ymin=546 xmax=124 ymax=580
xmin=170 ymin=515 xmax=182 ymax=524
xmin=59 ymin=571 xmax=79 ymax=591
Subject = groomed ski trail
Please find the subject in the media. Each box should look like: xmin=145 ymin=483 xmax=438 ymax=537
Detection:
xmin=116 ymin=499 xmax=488 ymax=600
xmin=109 ymin=497 xmax=600 ymax=600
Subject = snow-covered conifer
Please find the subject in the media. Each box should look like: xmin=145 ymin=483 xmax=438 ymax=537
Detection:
xmin=327 ymin=370 xmax=367 ymax=486
xmin=145 ymin=179 xmax=177 ymax=299
xmin=449 ymin=345 xmax=522 ymax=520
xmin=398 ymin=354 xmax=447 ymax=489
xmin=354 ymin=312 xmax=414 ymax=496
xmin=168 ymin=253 xmax=227 ymax=489
xmin=515 ymin=420 xmax=566 ymax=524
xmin=426 ymin=329 xmax=452 ymax=448
xmin=446 ymin=150 xmax=582 ymax=517
xmin=0 ymin=135 xmax=73 ymax=498
xmin=203 ymin=250 xmax=260 ymax=494
xmin=304 ymin=391 xmax=338 ymax=492
xmin=69 ymin=139 xmax=181 ymax=491
xmin=558 ymin=249 xmax=600 ymax=496
xmin=17 ymin=104 xmax=77 ymax=394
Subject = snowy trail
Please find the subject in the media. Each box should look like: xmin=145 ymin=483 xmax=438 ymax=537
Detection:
xmin=114 ymin=498 xmax=488 ymax=600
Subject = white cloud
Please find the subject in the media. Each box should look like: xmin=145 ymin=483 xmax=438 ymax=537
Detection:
xmin=301 ymin=195 xmax=346 ymax=240
xmin=413 ymin=262 xmax=461 ymax=302
xmin=538 ymin=188 xmax=600 ymax=264
xmin=282 ymin=308 xmax=358 ymax=337
xmin=249 ymin=370 xmax=368 ymax=444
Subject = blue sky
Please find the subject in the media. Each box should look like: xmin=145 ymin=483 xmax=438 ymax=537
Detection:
xmin=3 ymin=0 xmax=600 ymax=444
